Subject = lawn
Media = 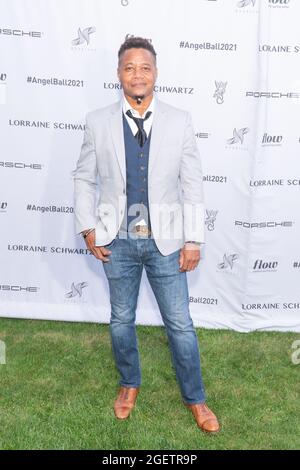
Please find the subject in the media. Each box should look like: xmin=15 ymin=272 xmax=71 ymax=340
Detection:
xmin=0 ymin=318 xmax=299 ymax=450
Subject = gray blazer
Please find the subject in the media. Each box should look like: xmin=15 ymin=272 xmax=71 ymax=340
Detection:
xmin=73 ymin=98 xmax=205 ymax=256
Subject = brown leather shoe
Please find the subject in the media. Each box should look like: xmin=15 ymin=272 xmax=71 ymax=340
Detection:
xmin=186 ymin=402 xmax=220 ymax=433
xmin=113 ymin=386 xmax=139 ymax=420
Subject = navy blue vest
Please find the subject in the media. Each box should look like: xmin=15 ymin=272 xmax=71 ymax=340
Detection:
xmin=120 ymin=114 xmax=152 ymax=232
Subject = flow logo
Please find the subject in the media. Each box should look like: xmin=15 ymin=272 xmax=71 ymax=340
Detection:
xmin=269 ymin=0 xmax=290 ymax=7
xmin=0 ymin=73 xmax=7 ymax=105
xmin=0 ymin=202 xmax=7 ymax=212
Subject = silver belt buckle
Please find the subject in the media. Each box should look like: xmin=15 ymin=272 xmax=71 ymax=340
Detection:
xmin=133 ymin=224 xmax=151 ymax=237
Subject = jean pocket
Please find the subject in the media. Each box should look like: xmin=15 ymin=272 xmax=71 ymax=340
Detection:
xmin=103 ymin=236 xmax=118 ymax=249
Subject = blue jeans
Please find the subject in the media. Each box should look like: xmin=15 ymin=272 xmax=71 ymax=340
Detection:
xmin=102 ymin=233 xmax=206 ymax=404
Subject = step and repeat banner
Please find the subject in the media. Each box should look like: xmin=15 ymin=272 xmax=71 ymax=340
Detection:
xmin=1 ymin=0 xmax=300 ymax=332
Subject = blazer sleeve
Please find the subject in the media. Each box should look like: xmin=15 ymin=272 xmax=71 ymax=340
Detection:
xmin=73 ymin=113 xmax=99 ymax=234
xmin=179 ymin=112 xmax=205 ymax=244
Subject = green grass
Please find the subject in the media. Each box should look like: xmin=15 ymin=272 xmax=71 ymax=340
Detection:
xmin=0 ymin=318 xmax=299 ymax=450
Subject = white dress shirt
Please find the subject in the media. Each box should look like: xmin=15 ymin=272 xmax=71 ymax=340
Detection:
xmin=122 ymin=95 xmax=155 ymax=138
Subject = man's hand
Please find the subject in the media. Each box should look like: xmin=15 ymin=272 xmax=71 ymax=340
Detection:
xmin=179 ymin=243 xmax=201 ymax=272
xmin=83 ymin=229 xmax=112 ymax=262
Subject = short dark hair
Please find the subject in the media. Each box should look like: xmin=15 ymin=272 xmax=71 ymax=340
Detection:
xmin=118 ymin=37 xmax=157 ymax=65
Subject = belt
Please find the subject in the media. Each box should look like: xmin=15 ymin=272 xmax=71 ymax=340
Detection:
xmin=132 ymin=224 xmax=151 ymax=237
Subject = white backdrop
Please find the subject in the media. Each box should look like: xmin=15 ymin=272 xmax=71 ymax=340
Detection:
xmin=1 ymin=0 xmax=300 ymax=332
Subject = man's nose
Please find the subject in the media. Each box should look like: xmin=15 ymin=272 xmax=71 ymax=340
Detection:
xmin=132 ymin=67 xmax=143 ymax=78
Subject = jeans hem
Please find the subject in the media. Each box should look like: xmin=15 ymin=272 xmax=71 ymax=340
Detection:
xmin=119 ymin=382 xmax=141 ymax=388
xmin=183 ymin=398 xmax=206 ymax=405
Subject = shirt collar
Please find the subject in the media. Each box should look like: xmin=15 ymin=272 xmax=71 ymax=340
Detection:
xmin=123 ymin=94 xmax=155 ymax=119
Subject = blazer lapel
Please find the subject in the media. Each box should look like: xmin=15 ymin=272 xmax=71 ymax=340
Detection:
xmin=109 ymin=98 xmax=167 ymax=182
xmin=148 ymin=99 xmax=167 ymax=176
xmin=110 ymin=101 xmax=126 ymax=183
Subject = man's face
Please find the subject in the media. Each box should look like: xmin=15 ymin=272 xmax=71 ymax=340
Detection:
xmin=118 ymin=48 xmax=157 ymax=99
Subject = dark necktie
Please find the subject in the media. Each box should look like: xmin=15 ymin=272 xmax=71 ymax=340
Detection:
xmin=126 ymin=109 xmax=152 ymax=147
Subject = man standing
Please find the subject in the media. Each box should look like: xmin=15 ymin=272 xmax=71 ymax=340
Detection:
xmin=73 ymin=37 xmax=220 ymax=433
